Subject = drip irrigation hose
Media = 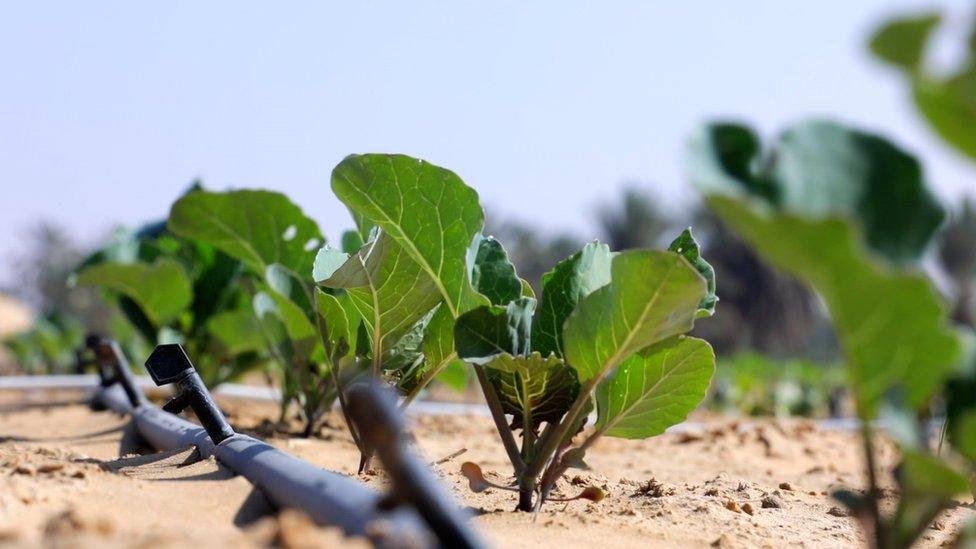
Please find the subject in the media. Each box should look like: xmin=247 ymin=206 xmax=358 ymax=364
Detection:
xmin=84 ymin=341 xmax=484 ymax=549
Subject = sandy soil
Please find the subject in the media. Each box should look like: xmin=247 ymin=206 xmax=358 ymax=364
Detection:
xmin=0 ymin=389 xmax=972 ymax=548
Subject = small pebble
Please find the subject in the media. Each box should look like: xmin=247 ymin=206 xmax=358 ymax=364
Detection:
xmin=741 ymin=503 xmax=755 ymax=516
xmin=779 ymin=482 xmax=793 ymax=491
xmin=827 ymin=507 xmax=849 ymax=517
xmin=761 ymin=495 xmax=783 ymax=509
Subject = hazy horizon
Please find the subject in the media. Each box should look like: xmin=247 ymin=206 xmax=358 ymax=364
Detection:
xmin=2 ymin=1 xmax=975 ymax=284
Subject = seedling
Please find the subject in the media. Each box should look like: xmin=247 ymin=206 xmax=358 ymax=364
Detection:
xmin=167 ymin=189 xmax=336 ymax=435
xmin=453 ymin=230 xmax=717 ymax=511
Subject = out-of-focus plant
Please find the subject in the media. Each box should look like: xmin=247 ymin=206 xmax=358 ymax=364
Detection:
xmin=692 ymin=118 xmax=969 ymax=548
xmin=710 ymin=353 xmax=843 ymax=418
xmin=3 ymin=314 xmax=84 ymax=375
xmin=74 ymin=207 xmax=266 ymax=389
xmin=870 ymin=10 xmax=976 ymax=162
xmin=166 ymin=189 xmax=330 ymax=435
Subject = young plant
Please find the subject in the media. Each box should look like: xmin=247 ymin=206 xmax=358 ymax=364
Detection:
xmin=74 ymin=219 xmax=265 ymax=387
xmin=311 ymin=154 xmax=500 ymax=465
xmin=692 ymin=119 xmax=969 ymax=547
xmin=167 ymin=189 xmax=335 ymax=435
xmin=455 ymin=230 xmax=718 ymax=511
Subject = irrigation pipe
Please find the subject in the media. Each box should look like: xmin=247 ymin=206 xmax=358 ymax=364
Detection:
xmin=29 ymin=339 xmax=485 ymax=549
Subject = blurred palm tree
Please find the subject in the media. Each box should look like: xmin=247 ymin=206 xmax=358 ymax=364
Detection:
xmin=938 ymin=200 xmax=976 ymax=328
xmin=597 ymin=185 xmax=673 ymax=250
xmin=3 ymin=222 xmax=110 ymax=331
xmin=687 ymin=207 xmax=834 ymax=360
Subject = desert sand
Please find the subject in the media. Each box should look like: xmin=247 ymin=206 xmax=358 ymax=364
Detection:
xmin=0 ymin=389 xmax=971 ymax=548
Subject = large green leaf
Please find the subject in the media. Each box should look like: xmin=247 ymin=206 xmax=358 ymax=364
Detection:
xmin=688 ymin=120 xmax=945 ymax=262
xmin=314 ymin=231 xmax=441 ymax=356
xmin=562 ymin=250 xmax=707 ymax=383
xmin=667 ymin=228 xmax=717 ymax=318
xmin=168 ymin=190 xmax=324 ymax=278
xmin=595 ymin=336 xmax=714 ymax=439
xmin=76 ymin=258 xmax=192 ymax=328
xmin=484 ymin=352 xmax=579 ymax=430
xmin=331 ymin=154 xmax=487 ymax=317
xmin=207 ymin=308 xmax=265 ymax=356
xmin=532 ymin=242 xmax=612 ymax=359
xmin=707 ymin=195 xmax=959 ymax=412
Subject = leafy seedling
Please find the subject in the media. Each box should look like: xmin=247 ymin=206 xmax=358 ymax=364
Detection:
xmin=454 ymin=230 xmax=717 ymax=511
xmin=168 ymin=188 xmax=335 ymax=435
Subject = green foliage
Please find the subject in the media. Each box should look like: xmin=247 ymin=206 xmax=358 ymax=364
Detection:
xmin=698 ymin=153 xmax=961 ymax=545
xmin=711 ymin=353 xmax=842 ymax=418
xmin=76 ymin=258 xmax=193 ymax=328
xmin=167 ymin=188 xmax=333 ymax=429
xmin=168 ymin=189 xmax=324 ymax=277
xmin=455 ymin=230 xmax=715 ymax=510
xmin=332 ymin=154 xmax=487 ymax=316
xmin=313 ymin=231 xmax=441 ymax=366
xmin=531 ymin=242 xmax=612 ymax=359
xmin=667 ymin=228 xmax=717 ymax=318
xmin=707 ymin=196 xmax=959 ymax=413
xmin=562 ymin=250 xmax=706 ymax=382
xmin=688 ymin=120 xmax=945 ymax=263
xmin=594 ymin=336 xmax=714 ymax=439
xmin=870 ymin=12 xmax=976 ymax=161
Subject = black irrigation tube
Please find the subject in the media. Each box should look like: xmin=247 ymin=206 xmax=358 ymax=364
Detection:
xmin=78 ymin=338 xmax=485 ymax=549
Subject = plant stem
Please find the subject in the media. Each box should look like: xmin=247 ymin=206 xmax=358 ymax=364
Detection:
xmin=474 ymin=364 xmax=525 ymax=474
xmin=399 ymin=352 xmax=458 ymax=410
xmin=523 ymin=377 xmax=598 ymax=482
xmin=517 ymin=476 xmax=536 ymax=512
xmin=859 ymin=412 xmax=884 ymax=549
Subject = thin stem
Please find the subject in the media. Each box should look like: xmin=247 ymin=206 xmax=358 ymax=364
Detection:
xmin=523 ymin=377 xmax=598 ymax=482
xmin=474 ymin=364 xmax=525 ymax=474
xmin=859 ymin=411 xmax=884 ymax=549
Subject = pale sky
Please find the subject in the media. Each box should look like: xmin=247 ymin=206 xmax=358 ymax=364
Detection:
xmin=1 ymin=1 xmax=975 ymax=280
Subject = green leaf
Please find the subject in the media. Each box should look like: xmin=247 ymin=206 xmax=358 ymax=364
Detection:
xmin=688 ymin=120 xmax=946 ymax=262
xmin=253 ymin=288 xmax=321 ymax=363
xmin=869 ymin=13 xmax=940 ymax=72
xmin=889 ymin=450 xmax=969 ymax=547
xmin=207 ymin=308 xmax=265 ymax=356
xmin=168 ymin=189 xmax=324 ymax=278
xmin=313 ymin=287 xmax=358 ymax=360
xmin=331 ymin=154 xmax=487 ymax=317
xmin=76 ymin=258 xmax=193 ymax=327
xmin=484 ymin=352 xmax=579 ymax=429
xmin=563 ymin=250 xmax=707 ymax=382
xmin=468 ymin=233 xmax=522 ymax=306
xmin=532 ymin=242 xmax=612 ymax=359
xmin=706 ymin=195 xmax=960 ymax=412
xmin=314 ymin=231 xmax=441 ymax=355
xmin=913 ymin=72 xmax=976 ymax=162
xmin=667 ymin=228 xmax=717 ymax=318
xmin=595 ymin=336 xmax=714 ymax=439
xmin=454 ymin=298 xmax=536 ymax=365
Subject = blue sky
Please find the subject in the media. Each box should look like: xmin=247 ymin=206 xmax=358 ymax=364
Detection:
xmin=1 ymin=1 xmax=974 ymax=277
